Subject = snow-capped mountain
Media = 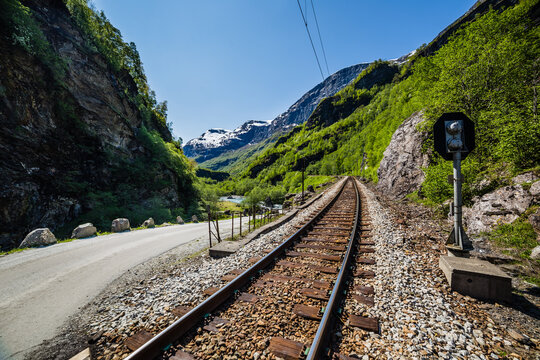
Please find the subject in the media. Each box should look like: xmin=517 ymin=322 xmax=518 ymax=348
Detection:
xmin=184 ymin=120 xmax=272 ymax=161
xmin=183 ymin=62 xmax=370 ymax=163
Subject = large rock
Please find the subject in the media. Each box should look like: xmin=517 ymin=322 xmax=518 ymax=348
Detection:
xmin=531 ymin=246 xmax=540 ymax=260
xmin=71 ymin=223 xmax=96 ymax=239
xmin=512 ymin=172 xmax=539 ymax=184
xmin=142 ymin=218 xmax=155 ymax=228
xmin=19 ymin=228 xmax=57 ymax=248
xmin=376 ymin=112 xmax=430 ymax=199
xmin=529 ymin=208 xmax=540 ymax=232
xmin=464 ymin=185 xmax=533 ymax=233
xmin=111 ymin=218 xmax=130 ymax=232
xmin=176 ymin=216 xmax=185 ymax=224
xmin=191 ymin=215 xmax=199 ymax=223
xmin=529 ymin=180 xmax=540 ymax=200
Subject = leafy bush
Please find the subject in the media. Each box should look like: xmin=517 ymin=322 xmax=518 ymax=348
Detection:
xmin=486 ymin=219 xmax=538 ymax=259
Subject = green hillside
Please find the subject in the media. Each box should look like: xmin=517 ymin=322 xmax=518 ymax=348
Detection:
xmin=224 ymin=0 xmax=539 ymax=204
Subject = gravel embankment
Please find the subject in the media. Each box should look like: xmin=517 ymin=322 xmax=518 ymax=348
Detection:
xmin=350 ymin=182 xmax=538 ymax=360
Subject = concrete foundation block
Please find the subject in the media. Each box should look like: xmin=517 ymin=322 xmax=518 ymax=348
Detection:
xmin=439 ymin=256 xmax=512 ymax=302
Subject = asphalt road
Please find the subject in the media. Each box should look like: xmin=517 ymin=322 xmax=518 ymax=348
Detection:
xmin=0 ymin=219 xmax=248 ymax=360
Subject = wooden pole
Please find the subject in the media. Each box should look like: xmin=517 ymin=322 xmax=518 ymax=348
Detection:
xmin=248 ymin=209 xmax=251 ymax=232
xmin=231 ymin=211 xmax=234 ymax=240
xmin=216 ymin=212 xmax=221 ymax=242
xmin=239 ymin=211 xmax=242 ymax=236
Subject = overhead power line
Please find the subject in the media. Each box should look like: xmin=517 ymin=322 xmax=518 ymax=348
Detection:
xmin=296 ymin=0 xmax=325 ymax=81
xmin=310 ymin=0 xmax=330 ymax=75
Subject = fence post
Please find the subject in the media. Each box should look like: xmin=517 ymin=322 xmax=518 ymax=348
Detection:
xmin=231 ymin=211 xmax=234 ymax=240
xmin=207 ymin=205 xmax=212 ymax=248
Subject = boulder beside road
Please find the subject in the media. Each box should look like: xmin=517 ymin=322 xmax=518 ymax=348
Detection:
xmin=111 ymin=218 xmax=130 ymax=232
xmin=19 ymin=228 xmax=57 ymax=248
xmin=71 ymin=223 xmax=97 ymax=239
xmin=176 ymin=216 xmax=184 ymax=224
xmin=142 ymin=218 xmax=155 ymax=228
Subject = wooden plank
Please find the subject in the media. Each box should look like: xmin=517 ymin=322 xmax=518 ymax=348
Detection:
xmin=354 ymin=269 xmax=375 ymax=278
xmin=312 ymin=226 xmax=350 ymax=231
xmin=354 ymin=285 xmax=374 ymax=295
xmin=357 ymin=247 xmax=375 ymax=253
xmin=349 ymin=315 xmax=379 ymax=333
xmin=302 ymin=238 xmax=347 ymax=244
xmin=248 ymin=256 xmax=262 ymax=264
xmin=277 ymin=260 xmax=338 ymax=274
xmin=293 ymin=304 xmax=322 ymax=320
xmin=287 ymin=251 xmax=341 ymax=262
xmin=358 ymin=240 xmax=375 ymax=246
xmin=170 ymin=350 xmax=196 ymax=360
xmin=171 ymin=305 xmax=191 ymax=318
xmin=203 ymin=317 xmax=230 ymax=333
xmin=237 ymin=292 xmax=259 ymax=303
xmin=203 ymin=287 xmax=220 ymax=296
xmin=229 ymin=269 xmax=245 ymax=275
xmin=296 ymin=243 xmax=346 ymax=252
xmin=356 ymin=257 xmax=376 ymax=265
xmin=277 ymin=260 xmax=304 ymax=269
xmin=262 ymin=274 xmax=331 ymax=289
xmin=221 ymin=274 xmax=237 ymax=282
xmin=300 ymin=287 xmax=329 ymax=301
xmin=269 ymin=337 xmax=305 ymax=360
xmin=125 ymin=330 xmax=153 ymax=351
xmin=308 ymin=264 xmax=339 ymax=274
xmin=360 ymin=234 xmax=372 ymax=238
xmin=336 ymin=354 xmax=361 ymax=360
xmin=352 ymin=294 xmax=374 ymax=306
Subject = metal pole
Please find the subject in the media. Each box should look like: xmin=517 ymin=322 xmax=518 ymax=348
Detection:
xmin=207 ymin=205 xmax=212 ymax=248
xmin=453 ymin=152 xmax=462 ymax=248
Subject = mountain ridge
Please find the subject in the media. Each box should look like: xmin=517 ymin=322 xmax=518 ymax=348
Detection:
xmin=183 ymin=62 xmax=370 ymax=163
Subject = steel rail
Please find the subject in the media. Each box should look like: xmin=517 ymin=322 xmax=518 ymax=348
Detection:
xmin=306 ymin=177 xmax=361 ymax=359
xmin=125 ymin=178 xmax=350 ymax=360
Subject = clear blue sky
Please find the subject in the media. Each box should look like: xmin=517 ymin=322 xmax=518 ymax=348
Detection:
xmin=91 ymin=0 xmax=476 ymax=143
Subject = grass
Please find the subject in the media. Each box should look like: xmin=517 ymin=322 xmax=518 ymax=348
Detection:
xmin=485 ymin=219 xmax=538 ymax=259
xmin=289 ymin=175 xmax=336 ymax=194
xmin=520 ymin=275 xmax=540 ymax=287
xmin=218 ymin=201 xmax=243 ymax=213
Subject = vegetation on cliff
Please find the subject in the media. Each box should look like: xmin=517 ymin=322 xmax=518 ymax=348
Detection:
xmin=230 ymin=0 xmax=539 ymax=206
xmin=0 ymin=0 xmax=200 ymax=246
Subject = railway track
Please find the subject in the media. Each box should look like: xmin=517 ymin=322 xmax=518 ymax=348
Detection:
xmin=125 ymin=177 xmax=378 ymax=360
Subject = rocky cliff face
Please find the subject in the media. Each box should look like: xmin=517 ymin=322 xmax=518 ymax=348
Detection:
xmin=0 ymin=0 xmax=193 ymax=250
xmin=183 ymin=63 xmax=369 ymax=163
xmin=376 ymin=112 xmax=430 ymax=199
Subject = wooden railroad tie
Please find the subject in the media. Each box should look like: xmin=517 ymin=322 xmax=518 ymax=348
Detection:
xmin=354 ymin=285 xmax=374 ymax=295
xmin=170 ymin=350 xmax=196 ymax=360
xmin=354 ymin=269 xmax=375 ymax=278
xmin=358 ymin=240 xmax=375 ymax=246
xmin=269 ymin=337 xmax=305 ymax=360
xmin=171 ymin=305 xmax=192 ymax=318
xmin=276 ymin=260 xmax=339 ymax=274
xmin=300 ymin=287 xmax=329 ymax=301
xmin=125 ymin=330 xmax=153 ymax=352
xmin=349 ymin=315 xmax=379 ymax=333
xmin=203 ymin=317 xmax=230 ymax=333
xmin=248 ymin=256 xmax=262 ymax=264
xmin=287 ymin=251 xmax=341 ymax=262
xmin=352 ymin=293 xmax=374 ymax=306
xmin=229 ymin=269 xmax=245 ymax=275
xmin=356 ymin=246 xmax=375 ymax=253
xmin=295 ymin=243 xmax=346 ymax=252
xmin=237 ymin=292 xmax=259 ymax=303
xmin=293 ymin=304 xmax=322 ymax=320
xmin=203 ymin=287 xmax=220 ymax=296
xmin=356 ymin=257 xmax=376 ymax=265
xmin=261 ymin=273 xmax=331 ymax=289
xmin=302 ymin=237 xmax=347 ymax=244
xmin=312 ymin=226 xmax=351 ymax=231
xmin=221 ymin=274 xmax=237 ymax=282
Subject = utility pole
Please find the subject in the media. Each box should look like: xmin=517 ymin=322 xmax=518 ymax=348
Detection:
xmin=301 ymin=157 xmax=305 ymax=202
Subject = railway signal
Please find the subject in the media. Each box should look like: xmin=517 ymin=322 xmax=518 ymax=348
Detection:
xmin=433 ymin=112 xmax=475 ymax=251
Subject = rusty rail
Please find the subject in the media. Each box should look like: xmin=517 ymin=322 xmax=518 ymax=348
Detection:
xmin=124 ymin=178 xmax=350 ymax=360
xmin=306 ymin=176 xmax=360 ymax=359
